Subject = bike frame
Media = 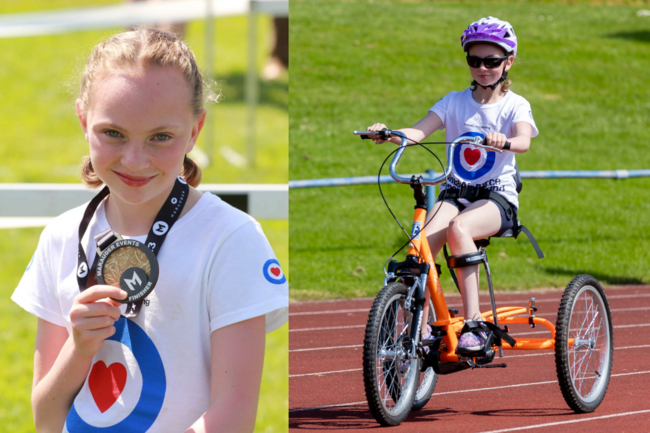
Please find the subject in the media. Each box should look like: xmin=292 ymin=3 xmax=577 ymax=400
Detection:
xmin=355 ymin=130 xmax=567 ymax=364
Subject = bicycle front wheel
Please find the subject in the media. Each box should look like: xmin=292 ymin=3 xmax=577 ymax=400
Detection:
xmin=555 ymin=274 xmax=614 ymax=413
xmin=363 ymin=282 xmax=420 ymax=426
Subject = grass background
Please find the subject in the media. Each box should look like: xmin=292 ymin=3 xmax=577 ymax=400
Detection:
xmin=0 ymin=0 xmax=287 ymax=431
xmin=289 ymin=0 xmax=650 ymax=300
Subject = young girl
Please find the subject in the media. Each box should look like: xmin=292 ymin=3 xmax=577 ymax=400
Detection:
xmin=368 ymin=17 xmax=538 ymax=356
xmin=12 ymin=28 xmax=287 ymax=432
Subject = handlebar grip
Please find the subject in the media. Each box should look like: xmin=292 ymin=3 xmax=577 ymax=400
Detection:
xmin=481 ymin=138 xmax=512 ymax=151
xmin=358 ymin=128 xmax=391 ymax=141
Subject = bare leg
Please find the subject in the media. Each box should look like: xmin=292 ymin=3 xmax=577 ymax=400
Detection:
xmin=447 ymin=200 xmax=502 ymax=320
xmin=420 ymin=200 xmax=459 ymax=335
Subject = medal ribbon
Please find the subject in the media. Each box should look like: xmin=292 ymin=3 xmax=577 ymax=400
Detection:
xmin=76 ymin=176 xmax=189 ymax=317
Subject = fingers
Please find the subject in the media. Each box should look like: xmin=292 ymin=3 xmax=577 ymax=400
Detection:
xmin=72 ymin=285 xmax=126 ymax=322
xmin=77 ymin=285 xmax=127 ymax=304
xmin=367 ymin=123 xmax=388 ymax=144
xmin=486 ymin=132 xmax=507 ymax=149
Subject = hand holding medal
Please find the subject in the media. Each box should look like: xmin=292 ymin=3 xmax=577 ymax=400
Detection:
xmin=76 ymin=176 xmax=189 ymax=316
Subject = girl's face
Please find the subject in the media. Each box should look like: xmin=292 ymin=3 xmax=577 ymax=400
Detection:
xmin=77 ymin=66 xmax=205 ymax=206
xmin=467 ymin=43 xmax=514 ymax=88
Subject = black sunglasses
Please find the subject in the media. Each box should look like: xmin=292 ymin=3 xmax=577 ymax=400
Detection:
xmin=466 ymin=55 xmax=510 ymax=69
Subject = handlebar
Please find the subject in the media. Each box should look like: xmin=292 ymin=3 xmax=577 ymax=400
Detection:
xmin=353 ymin=129 xmax=505 ymax=186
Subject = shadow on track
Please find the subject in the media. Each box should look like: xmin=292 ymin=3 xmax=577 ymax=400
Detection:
xmin=289 ymin=405 xmax=576 ymax=429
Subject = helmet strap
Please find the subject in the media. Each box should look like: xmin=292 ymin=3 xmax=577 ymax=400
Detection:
xmin=471 ymin=71 xmax=509 ymax=91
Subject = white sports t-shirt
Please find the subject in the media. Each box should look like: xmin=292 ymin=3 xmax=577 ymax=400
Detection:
xmin=12 ymin=192 xmax=288 ymax=432
xmin=429 ymin=88 xmax=539 ymax=209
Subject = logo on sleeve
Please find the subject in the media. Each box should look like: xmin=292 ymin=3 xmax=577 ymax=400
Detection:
xmin=26 ymin=254 xmax=34 ymax=271
xmin=263 ymin=259 xmax=286 ymax=285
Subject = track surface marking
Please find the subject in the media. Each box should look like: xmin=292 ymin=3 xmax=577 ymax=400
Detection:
xmin=289 ymin=286 xmax=650 ymax=431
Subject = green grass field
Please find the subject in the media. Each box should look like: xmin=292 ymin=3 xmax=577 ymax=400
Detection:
xmin=0 ymin=0 xmax=287 ymax=431
xmin=289 ymin=0 xmax=650 ymax=300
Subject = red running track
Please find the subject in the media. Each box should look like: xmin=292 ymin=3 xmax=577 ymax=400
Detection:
xmin=289 ymin=286 xmax=650 ymax=432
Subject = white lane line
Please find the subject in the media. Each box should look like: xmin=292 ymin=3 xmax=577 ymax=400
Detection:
xmin=289 ymin=307 xmax=650 ymax=335
xmin=290 ymin=324 xmax=365 ymax=332
xmin=289 ymin=344 xmax=650 ymax=376
xmin=290 ymin=323 xmax=650 ymax=351
xmin=290 ymin=308 xmax=369 ymax=316
xmin=479 ymin=409 xmax=650 ymax=433
xmin=289 ymin=370 xmax=650 ymax=413
xmin=289 ymin=368 xmax=361 ymax=378
xmin=290 ymin=344 xmax=362 ymax=353
xmin=289 ymin=292 xmax=650 ymax=317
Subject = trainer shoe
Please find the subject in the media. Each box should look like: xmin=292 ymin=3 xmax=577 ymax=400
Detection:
xmin=457 ymin=331 xmax=489 ymax=353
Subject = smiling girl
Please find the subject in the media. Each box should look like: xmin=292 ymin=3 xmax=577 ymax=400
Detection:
xmin=12 ymin=28 xmax=287 ymax=432
xmin=368 ymin=17 xmax=538 ymax=357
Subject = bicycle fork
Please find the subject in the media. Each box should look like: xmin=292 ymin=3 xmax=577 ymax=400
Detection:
xmin=406 ymin=272 xmax=429 ymax=357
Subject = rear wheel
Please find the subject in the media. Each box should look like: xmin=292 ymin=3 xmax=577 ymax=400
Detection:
xmin=555 ymin=275 xmax=613 ymax=413
xmin=363 ymin=283 xmax=420 ymax=426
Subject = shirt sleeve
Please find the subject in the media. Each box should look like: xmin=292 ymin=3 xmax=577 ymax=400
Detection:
xmin=11 ymin=226 xmax=66 ymax=327
xmin=511 ymin=97 xmax=539 ymax=138
xmin=428 ymin=92 xmax=453 ymax=131
xmin=206 ymin=221 xmax=288 ymax=334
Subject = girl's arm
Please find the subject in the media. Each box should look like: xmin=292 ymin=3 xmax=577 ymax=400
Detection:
xmin=367 ymin=112 xmax=443 ymax=145
xmin=32 ymin=286 xmax=125 ymax=432
xmin=486 ymin=121 xmax=533 ymax=153
xmin=186 ymin=315 xmax=266 ymax=433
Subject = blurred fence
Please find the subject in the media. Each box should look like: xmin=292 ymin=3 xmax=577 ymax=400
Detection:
xmin=0 ymin=184 xmax=287 ymax=228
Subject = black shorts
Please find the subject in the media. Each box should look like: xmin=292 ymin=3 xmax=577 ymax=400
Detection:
xmin=441 ymin=197 xmax=515 ymax=237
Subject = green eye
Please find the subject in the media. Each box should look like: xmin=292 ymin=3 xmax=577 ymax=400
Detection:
xmin=154 ymin=133 xmax=171 ymax=141
xmin=105 ymin=130 xmax=121 ymax=138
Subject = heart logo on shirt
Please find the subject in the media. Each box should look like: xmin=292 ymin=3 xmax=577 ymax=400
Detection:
xmin=88 ymin=361 xmax=127 ymax=413
xmin=464 ymin=148 xmax=481 ymax=166
xmin=271 ymin=267 xmax=281 ymax=277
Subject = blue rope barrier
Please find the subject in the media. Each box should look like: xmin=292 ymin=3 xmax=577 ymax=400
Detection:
xmin=289 ymin=169 xmax=650 ymax=189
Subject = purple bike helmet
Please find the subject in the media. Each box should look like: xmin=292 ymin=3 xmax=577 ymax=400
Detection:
xmin=461 ymin=17 xmax=517 ymax=90
xmin=461 ymin=16 xmax=517 ymax=57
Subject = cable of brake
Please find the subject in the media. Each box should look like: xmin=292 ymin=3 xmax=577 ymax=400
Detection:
xmin=378 ymin=136 xmax=451 ymax=268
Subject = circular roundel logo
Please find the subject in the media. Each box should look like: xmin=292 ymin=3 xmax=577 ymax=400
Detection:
xmin=177 ymin=175 xmax=187 ymax=185
xmin=171 ymin=197 xmax=178 ymax=205
xmin=263 ymin=259 xmax=286 ymax=285
xmin=452 ymin=132 xmax=496 ymax=180
xmin=65 ymin=318 xmax=166 ymax=432
xmin=152 ymin=221 xmax=169 ymax=236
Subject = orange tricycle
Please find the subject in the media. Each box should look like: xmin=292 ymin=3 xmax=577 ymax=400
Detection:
xmin=354 ymin=129 xmax=614 ymax=427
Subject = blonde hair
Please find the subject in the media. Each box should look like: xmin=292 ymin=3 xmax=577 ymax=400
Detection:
xmin=78 ymin=28 xmax=218 ymax=188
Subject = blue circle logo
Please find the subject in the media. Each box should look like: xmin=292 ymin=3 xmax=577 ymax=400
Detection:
xmin=452 ymin=132 xmax=495 ymax=180
xmin=263 ymin=259 xmax=286 ymax=285
xmin=65 ymin=318 xmax=166 ymax=432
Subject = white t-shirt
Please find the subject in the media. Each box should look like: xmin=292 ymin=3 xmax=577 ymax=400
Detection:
xmin=12 ymin=192 xmax=288 ymax=432
xmin=429 ymin=88 xmax=539 ymax=208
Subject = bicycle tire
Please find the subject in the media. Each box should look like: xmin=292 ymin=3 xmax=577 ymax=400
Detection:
xmin=411 ymin=298 xmax=438 ymax=411
xmin=363 ymin=282 xmax=420 ymax=426
xmin=555 ymin=274 xmax=614 ymax=413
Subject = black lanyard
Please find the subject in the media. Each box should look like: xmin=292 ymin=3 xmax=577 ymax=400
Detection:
xmin=76 ymin=176 xmax=189 ymax=317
